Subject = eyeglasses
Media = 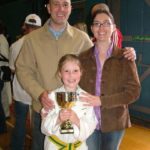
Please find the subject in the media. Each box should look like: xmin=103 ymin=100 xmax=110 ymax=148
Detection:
xmin=92 ymin=21 xmax=112 ymax=28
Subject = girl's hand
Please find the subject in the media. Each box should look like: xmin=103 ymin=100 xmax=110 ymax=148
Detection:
xmin=59 ymin=109 xmax=70 ymax=123
xmin=69 ymin=109 xmax=80 ymax=127
xmin=58 ymin=109 xmax=80 ymax=127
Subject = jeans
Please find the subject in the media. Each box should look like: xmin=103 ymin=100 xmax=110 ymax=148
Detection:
xmin=11 ymin=101 xmax=29 ymax=150
xmin=32 ymin=111 xmax=45 ymax=150
xmin=87 ymin=129 xmax=125 ymax=150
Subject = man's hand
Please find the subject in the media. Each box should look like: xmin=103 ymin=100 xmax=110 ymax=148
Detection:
xmin=39 ymin=90 xmax=54 ymax=111
xmin=123 ymin=47 xmax=136 ymax=61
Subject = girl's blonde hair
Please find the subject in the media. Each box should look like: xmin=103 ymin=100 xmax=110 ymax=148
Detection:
xmin=56 ymin=54 xmax=82 ymax=75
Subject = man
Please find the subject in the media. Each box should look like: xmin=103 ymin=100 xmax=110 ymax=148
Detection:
xmin=16 ymin=0 xmax=135 ymax=150
xmin=9 ymin=14 xmax=41 ymax=150
xmin=16 ymin=0 xmax=93 ymax=149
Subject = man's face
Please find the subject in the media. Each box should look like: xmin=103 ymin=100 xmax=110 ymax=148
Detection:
xmin=47 ymin=0 xmax=72 ymax=26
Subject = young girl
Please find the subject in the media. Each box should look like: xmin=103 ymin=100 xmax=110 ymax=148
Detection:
xmin=41 ymin=54 xmax=97 ymax=150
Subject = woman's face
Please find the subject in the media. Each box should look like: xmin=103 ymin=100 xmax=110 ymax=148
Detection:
xmin=91 ymin=13 xmax=116 ymax=42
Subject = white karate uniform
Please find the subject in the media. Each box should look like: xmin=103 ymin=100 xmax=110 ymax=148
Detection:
xmin=41 ymin=86 xmax=97 ymax=150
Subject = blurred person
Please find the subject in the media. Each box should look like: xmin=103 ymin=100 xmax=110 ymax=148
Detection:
xmin=0 ymin=79 xmax=6 ymax=134
xmin=79 ymin=10 xmax=141 ymax=150
xmin=73 ymin=22 xmax=88 ymax=33
xmin=9 ymin=14 xmax=41 ymax=150
xmin=0 ymin=19 xmax=12 ymax=120
xmin=91 ymin=3 xmax=110 ymax=14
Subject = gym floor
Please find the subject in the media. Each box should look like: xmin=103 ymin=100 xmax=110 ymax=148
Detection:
xmin=0 ymin=115 xmax=150 ymax=150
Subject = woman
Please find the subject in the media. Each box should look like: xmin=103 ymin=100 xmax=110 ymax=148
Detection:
xmin=79 ymin=10 xmax=141 ymax=150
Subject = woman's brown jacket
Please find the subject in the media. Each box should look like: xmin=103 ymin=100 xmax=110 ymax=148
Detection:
xmin=79 ymin=46 xmax=141 ymax=132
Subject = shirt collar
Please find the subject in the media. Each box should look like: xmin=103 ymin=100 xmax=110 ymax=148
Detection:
xmin=48 ymin=19 xmax=66 ymax=38
xmin=43 ymin=19 xmax=75 ymax=39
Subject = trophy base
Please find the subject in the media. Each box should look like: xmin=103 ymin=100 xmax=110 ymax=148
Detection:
xmin=60 ymin=128 xmax=74 ymax=134
xmin=60 ymin=120 xmax=74 ymax=134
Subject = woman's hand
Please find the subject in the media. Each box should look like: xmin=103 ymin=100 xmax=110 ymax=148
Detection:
xmin=80 ymin=92 xmax=101 ymax=107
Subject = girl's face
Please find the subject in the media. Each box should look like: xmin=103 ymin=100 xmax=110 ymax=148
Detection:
xmin=91 ymin=13 xmax=116 ymax=42
xmin=59 ymin=60 xmax=82 ymax=92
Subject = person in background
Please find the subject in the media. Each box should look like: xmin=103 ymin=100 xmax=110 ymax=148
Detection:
xmin=0 ymin=78 xmax=6 ymax=134
xmin=73 ymin=22 xmax=88 ymax=34
xmin=0 ymin=19 xmax=12 ymax=120
xmin=79 ymin=9 xmax=141 ymax=150
xmin=9 ymin=14 xmax=41 ymax=150
xmin=15 ymin=22 xmax=27 ymax=40
xmin=41 ymin=54 xmax=97 ymax=150
xmin=16 ymin=0 xmax=136 ymax=149
xmin=88 ymin=3 xmax=123 ymax=48
xmin=91 ymin=3 xmax=110 ymax=15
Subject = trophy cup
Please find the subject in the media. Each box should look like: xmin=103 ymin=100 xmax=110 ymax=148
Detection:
xmin=56 ymin=92 xmax=77 ymax=134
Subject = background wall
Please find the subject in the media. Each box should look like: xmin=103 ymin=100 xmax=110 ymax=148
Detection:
xmin=0 ymin=0 xmax=33 ymax=43
xmin=121 ymin=0 xmax=150 ymax=123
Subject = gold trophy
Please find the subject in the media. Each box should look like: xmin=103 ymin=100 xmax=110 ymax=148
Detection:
xmin=56 ymin=92 xmax=77 ymax=134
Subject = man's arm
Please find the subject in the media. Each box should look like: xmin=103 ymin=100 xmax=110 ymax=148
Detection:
xmin=16 ymin=37 xmax=44 ymax=101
